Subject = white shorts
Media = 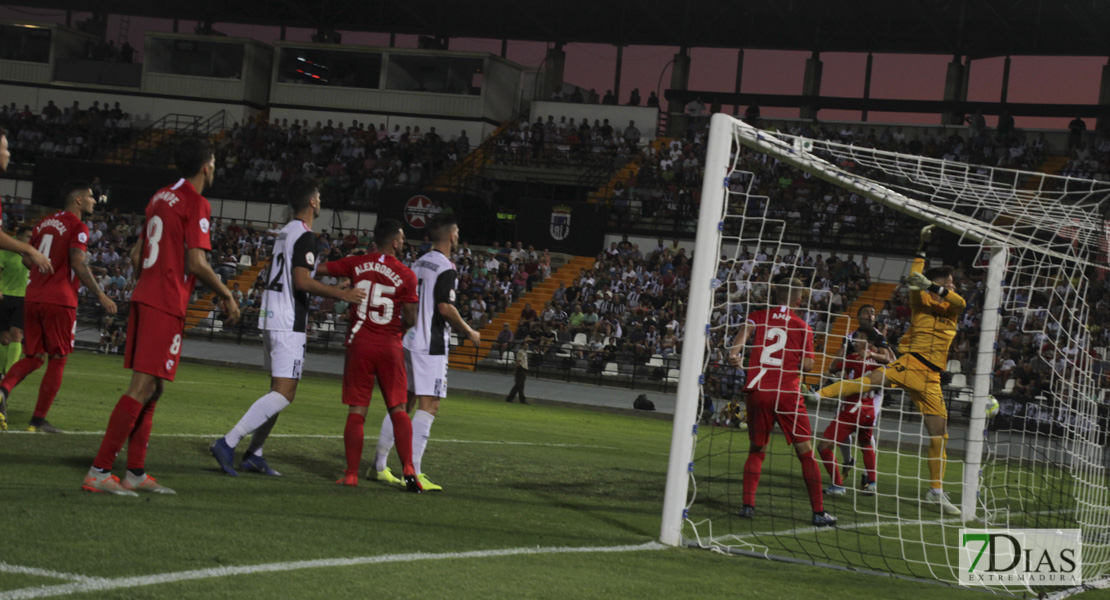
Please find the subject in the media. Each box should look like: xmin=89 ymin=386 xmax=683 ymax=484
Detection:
xmin=263 ymin=330 xmax=306 ymax=379
xmin=405 ymin=349 xmax=448 ymax=398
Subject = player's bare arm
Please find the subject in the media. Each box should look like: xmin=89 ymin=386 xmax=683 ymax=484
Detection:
xmin=292 ymin=266 xmax=366 ymax=304
xmin=186 ymin=247 xmax=240 ymax=324
xmin=129 ymin=238 xmax=143 ymax=277
xmin=70 ymin=247 xmax=117 ymax=314
xmin=1 ymin=232 xmax=52 ymax=275
xmin=727 ymin=322 xmax=754 ymax=367
xmin=438 ymin=301 xmax=480 ymax=346
xmin=402 ymin=302 xmax=417 ymax=330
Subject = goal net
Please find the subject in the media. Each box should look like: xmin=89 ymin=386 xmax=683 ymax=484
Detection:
xmin=661 ymin=113 xmax=1110 ymax=596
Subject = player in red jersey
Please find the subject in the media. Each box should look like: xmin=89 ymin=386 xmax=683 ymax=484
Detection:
xmin=0 ymin=181 xmax=117 ymax=433
xmin=728 ymin=278 xmax=836 ymax=527
xmin=317 ymin=218 xmax=422 ymax=492
xmin=0 ymin=126 xmax=52 ymax=275
xmin=817 ymin=332 xmax=889 ymax=496
xmin=82 ymin=138 xmax=241 ymax=496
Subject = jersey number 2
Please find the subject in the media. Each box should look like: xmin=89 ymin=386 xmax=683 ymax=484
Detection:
xmin=747 ymin=327 xmax=788 ymax=389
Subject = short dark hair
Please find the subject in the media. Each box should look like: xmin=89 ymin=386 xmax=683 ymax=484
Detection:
xmin=856 ymin=304 xmax=874 ymax=317
xmin=427 ymin=214 xmax=457 ymax=243
xmin=174 ymin=138 xmax=214 ymax=178
xmin=286 ymin=177 xmax=319 ymax=213
xmin=374 ymin=218 xmax=403 ymax=247
xmin=924 ymin=266 xmax=954 ymax=282
xmin=60 ymin=180 xmax=91 ymax=206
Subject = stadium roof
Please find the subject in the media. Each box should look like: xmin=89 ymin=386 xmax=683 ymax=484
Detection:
xmin=12 ymin=0 xmax=1110 ymax=58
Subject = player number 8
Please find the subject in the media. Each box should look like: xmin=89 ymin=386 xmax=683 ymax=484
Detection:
xmin=143 ymin=216 xmax=164 ymax=269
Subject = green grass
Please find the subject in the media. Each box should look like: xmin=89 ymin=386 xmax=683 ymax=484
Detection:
xmin=0 ymin=352 xmax=1105 ymax=599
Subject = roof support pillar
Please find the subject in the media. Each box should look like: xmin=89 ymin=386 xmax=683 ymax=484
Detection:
xmin=943 ymin=54 xmax=969 ymax=125
xmin=801 ymin=50 xmax=822 ymax=120
xmin=541 ymin=42 xmax=566 ymax=102
xmin=862 ymin=52 xmax=874 ymax=122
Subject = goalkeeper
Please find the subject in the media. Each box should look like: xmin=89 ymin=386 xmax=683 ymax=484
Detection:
xmin=807 ymin=225 xmax=964 ymax=515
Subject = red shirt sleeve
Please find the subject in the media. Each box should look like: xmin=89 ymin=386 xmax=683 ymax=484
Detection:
xmin=399 ymin=268 xmax=418 ymax=303
xmin=325 ymin=256 xmax=354 ymax=279
xmin=185 ymin=197 xmax=213 ymax=251
xmin=71 ymin=221 xmax=90 ymax=251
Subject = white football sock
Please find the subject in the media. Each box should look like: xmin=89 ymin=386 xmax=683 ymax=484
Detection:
xmin=225 ymin=392 xmax=290 ymax=449
xmin=374 ymin=413 xmax=395 ymax=472
xmin=411 ymin=409 xmax=435 ymax=475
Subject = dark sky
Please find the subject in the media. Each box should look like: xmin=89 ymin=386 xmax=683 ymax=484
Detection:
xmin=4 ymin=7 xmax=1104 ymax=130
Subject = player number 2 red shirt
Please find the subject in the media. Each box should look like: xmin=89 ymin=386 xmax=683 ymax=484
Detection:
xmin=744 ymin=305 xmax=815 ymax=394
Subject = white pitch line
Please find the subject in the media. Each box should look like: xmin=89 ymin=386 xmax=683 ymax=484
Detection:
xmin=0 ymin=430 xmax=618 ymax=450
xmin=0 ymin=542 xmax=666 ymax=600
xmin=0 ymin=564 xmax=103 ymax=584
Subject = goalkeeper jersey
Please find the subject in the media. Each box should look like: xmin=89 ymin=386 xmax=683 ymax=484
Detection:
xmin=902 ymin=257 xmax=965 ymax=369
xmin=0 ymin=249 xmax=29 ymax=298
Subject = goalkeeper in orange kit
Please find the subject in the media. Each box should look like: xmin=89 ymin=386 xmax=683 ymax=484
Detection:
xmin=806 ymin=225 xmax=965 ymax=515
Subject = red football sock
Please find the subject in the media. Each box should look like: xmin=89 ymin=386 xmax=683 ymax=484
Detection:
xmin=126 ymin=401 xmax=158 ymax=472
xmin=798 ymin=450 xmax=825 ymax=513
xmin=862 ymin=444 xmax=877 ymax=484
xmin=818 ymin=447 xmax=843 ymax=486
xmin=1 ymin=356 xmax=43 ymax=396
xmin=343 ymin=413 xmax=365 ymax=477
xmin=31 ymin=356 xmax=67 ymax=420
xmin=92 ymin=396 xmax=143 ymax=471
xmin=389 ymin=410 xmax=415 ymax=477
xmin=742 ymin=451 xmax=765 ymax=507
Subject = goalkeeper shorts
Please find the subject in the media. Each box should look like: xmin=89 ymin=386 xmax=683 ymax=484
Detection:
xmin=884 ymin=353 xmax=947 ymax=417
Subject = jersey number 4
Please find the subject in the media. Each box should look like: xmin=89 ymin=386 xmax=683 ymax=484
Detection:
xmin=747 ymin=327 xmax=788 ymax=390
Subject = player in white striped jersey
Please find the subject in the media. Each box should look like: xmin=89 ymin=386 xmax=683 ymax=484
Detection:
xmin=211 ymin=179 xmax=365 ymax=477
xmin=373 ymin=214 xmax=480 ymax=491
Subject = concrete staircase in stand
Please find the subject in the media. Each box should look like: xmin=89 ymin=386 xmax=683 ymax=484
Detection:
xmin=185 ymin=258 xmax=269 ymax=332
xmin=806 ymin=281 xmax=899 ymax=385
xmin=447 ymin=255 xmax=596 ymax=371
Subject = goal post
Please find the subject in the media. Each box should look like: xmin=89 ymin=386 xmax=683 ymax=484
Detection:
xmin=660 ymin=112 xmax=735 ymax=546
xmin=660 ymin=112 xmax=1110 ymax=593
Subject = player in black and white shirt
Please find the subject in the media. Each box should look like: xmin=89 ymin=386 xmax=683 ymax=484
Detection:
xmin=211 ymin=178 xmax=365 ymax=477
xmin=374 ymin=214 xmax=480 ymax=491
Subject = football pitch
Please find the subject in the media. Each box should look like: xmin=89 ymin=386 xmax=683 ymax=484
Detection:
xmin=0 ymin=352 xmax=1105 ymax=599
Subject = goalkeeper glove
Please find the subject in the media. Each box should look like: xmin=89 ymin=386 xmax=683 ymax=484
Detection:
xmin=857 ymin=324 xmax=889 ymax=349
xmin=907 ymin=271 xmax=932 ymax=291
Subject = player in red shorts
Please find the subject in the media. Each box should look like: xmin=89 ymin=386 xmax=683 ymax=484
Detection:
xmin=817 ymin=332 xmax=888 ymax=496
xmin=316 ymin=218 xmax=422 ymax=492
xmin=82 ymin=138 xmax=240 ymax=496
xmin=0 ymin=181 xmax=118 ymax=433
xmin=728 ymin=277 xmax=836 ymax=527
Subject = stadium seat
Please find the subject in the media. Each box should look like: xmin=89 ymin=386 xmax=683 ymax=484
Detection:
xmin=501 ymin=351 xmax=514 ymax=365
xmin=666 ymin=368 xmax=680 ymax=383
xmin=212 ymin=320 xmax=224 ymax=333
xmin=238 ymin=255 xmax=253 ymax=268
xmin=948 ymin=373 xmax=968 ymax=389
xmin=450 ymin=333 xmax=459 ymax=347
xmin=572 ymin=333 xmax=588 ymax=348
xmin=1002 ymin=378 xmax=1016 ymax=393
xmin=647 ymin=355 xmax=664 ymax=368
xmin=946 ymin=359 xmax=961 ymax=373
xmin=602 ymin=362 xmax=620 ymax=377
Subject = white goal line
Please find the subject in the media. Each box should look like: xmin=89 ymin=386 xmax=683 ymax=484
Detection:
xmin=0 ymin=541 xmax=667 ymax=600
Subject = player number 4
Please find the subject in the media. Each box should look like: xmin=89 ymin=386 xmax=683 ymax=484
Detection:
xmin=37 ymin=233 xmax=54 ymax=258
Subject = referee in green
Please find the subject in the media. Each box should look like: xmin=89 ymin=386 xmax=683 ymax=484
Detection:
xmin=0 ymin=226 xmax=31 ymax=430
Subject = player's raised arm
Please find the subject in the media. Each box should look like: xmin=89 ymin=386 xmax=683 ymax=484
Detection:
xmin=186 ymin=247 xmax=240 ymax=324
xmin=70 ymin=247 xmax=116 ymax=314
